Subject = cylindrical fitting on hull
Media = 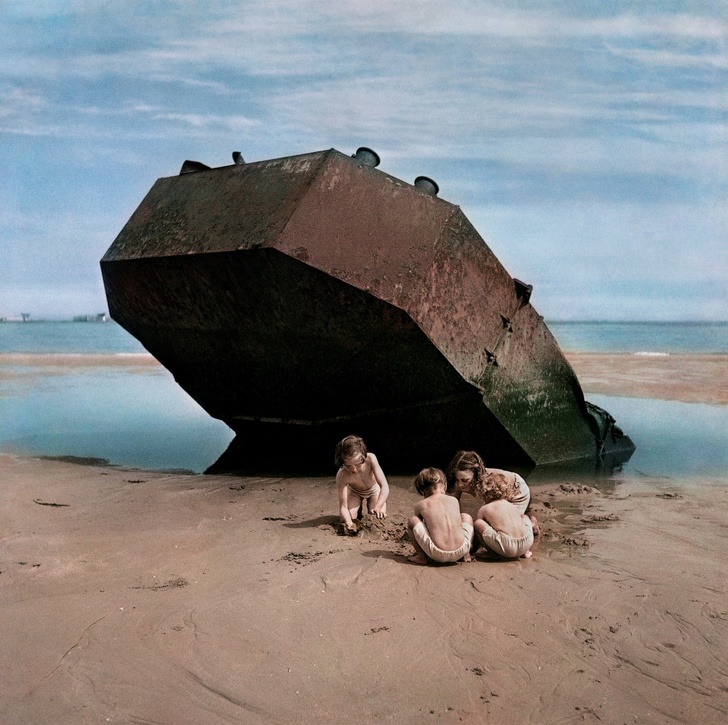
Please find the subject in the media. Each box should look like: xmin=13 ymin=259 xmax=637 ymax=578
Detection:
xmin=352 ymin=147 xmax=380 ymax=167
xmin=414 ymin=176 xmax=439 ymax=196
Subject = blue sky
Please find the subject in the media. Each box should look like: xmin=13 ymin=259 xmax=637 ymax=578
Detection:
xmin=1 ymin=1 xmax=726 ymax=321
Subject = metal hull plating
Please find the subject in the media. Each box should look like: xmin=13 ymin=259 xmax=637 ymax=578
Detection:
xmin=101 ymin=148 xmax=634 ymax=473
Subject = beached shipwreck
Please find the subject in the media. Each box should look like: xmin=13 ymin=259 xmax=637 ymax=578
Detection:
xmin=100 ymin=147 xmax=634 ymax=474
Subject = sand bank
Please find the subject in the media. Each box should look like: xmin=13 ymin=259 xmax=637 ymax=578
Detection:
xmin=0 ymin=352 xmax=159 ymax=368
xmin=1 ymin=454 xmax=726 ymax=724
xmin=565 ymin=352 xmax=728 ymax=405
xmin=2 ymin=352 xmax=726 ymax=406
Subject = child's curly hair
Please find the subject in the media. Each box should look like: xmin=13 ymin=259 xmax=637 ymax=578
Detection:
xmin=414 ymin=467 xmax=447 ymax=496
xmin=334 ymin=434 xmax=367 ymax=468
xmin=477 ymin=470 xmax=519 ymax=502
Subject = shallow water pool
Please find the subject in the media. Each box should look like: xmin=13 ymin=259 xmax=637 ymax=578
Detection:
xmin=1 ymin=364 xmax=725 ymax=479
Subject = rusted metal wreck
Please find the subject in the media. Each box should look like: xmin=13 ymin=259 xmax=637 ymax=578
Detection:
xmin=100 ymin=147 xmax=634 ymax=474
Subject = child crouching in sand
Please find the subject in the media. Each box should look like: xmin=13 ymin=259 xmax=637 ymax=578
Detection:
xmin=474 ymin=475 xmax=540 ymax=559
xmin=446 ymin=449 xmax=531 ymax=514
xmin=335 ymin=435 xmax=390 ymax=534
xmin=407 ymin=468 xmax=474 ymax=565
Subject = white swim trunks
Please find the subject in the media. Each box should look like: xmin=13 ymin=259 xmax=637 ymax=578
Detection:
xmin=348 ymin=481 xmax=380 ymax=505
xmin=412 ymin=520 xmax=474 ymax=564
xmin=477 ymin=516 xmax=534 ymax=559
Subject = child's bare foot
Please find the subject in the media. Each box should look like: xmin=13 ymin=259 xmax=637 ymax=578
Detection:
xmin=524 ymin=550 xmax=533 ymax=558
xmin=463 ymin=553 xmax=473 ymax=563
xmin=407 ymin=553 xmax=428 ymax=565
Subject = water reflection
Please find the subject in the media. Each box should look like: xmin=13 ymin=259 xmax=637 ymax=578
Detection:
xmin=1 ymin=365 xmax=725 ymax=480
xmin=521 ymin=395 xmax=727 ymax=488
xmin=585 ymin=394 xmax=727 ymax=479
xmin=0 ymin=363 xmax=233 ymax=473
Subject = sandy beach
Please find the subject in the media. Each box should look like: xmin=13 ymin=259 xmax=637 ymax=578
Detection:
xmin=1 ymin=353 xmax=727 ymax=724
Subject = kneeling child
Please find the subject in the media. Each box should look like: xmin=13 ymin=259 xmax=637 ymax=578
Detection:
xmin=474 ymin=476 xmax=539 ymax=559
xmin=407 ymin=468 xmax=474 ymax=565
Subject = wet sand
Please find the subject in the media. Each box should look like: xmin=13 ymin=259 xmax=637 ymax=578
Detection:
xmin=2 ymin=351 xmax=725 ymax=405
xmin=1 ymin=354 xmax=727 ymax=723
xmin=566 ymin=353 xmax=728 ymax=405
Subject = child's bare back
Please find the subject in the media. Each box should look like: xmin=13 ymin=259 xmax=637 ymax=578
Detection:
xmin=415 ymin=494 xmax=468 ymax=552
xmin=407 ymin=468 xmax=474 ymax=565
xmin=479 ymin=499 xmax=530 ymax=538
xmin=475 ymin=498 xmax=539 ymax=559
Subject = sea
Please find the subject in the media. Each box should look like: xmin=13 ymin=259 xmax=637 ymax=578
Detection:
xmin=1 ymin=321 xmax=726 ymax=478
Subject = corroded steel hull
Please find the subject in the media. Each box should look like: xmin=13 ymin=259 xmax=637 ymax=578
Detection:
xmin=100 ymin=148 xmax=634 ymax=473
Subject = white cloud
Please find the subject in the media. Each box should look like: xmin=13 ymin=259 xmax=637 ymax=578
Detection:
xmin=0 ymin=86 xmax=48 ymax=116
xmin=605 ymin=44 xmax=728 ymax=71
xmin=207 ymin=2 xmax=727 ymax=42
xmin=0 ymin=1 xmax=724 ymax=320
xmin=149 ymin=112 xmax=260 ymax=132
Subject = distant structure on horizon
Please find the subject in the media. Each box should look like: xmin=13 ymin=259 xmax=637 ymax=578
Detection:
xmin=0 ymin=312 xmax=32 ymax=322
xmin=73 ymin=313 xmax=108 ymax=322
xmin=0 ymin=312 xmax=109 ymax=323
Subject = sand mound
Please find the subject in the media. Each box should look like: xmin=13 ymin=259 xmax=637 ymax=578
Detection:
xmin=356 ymin=512 xmax=409 ymax=542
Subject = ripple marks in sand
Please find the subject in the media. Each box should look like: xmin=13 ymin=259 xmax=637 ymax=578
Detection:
xmin=182 ymin=667 xmax=281 ymax=723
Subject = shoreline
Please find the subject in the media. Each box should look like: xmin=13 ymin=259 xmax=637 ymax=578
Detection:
xmin=1 ymin=453 xmax=726 ymax=723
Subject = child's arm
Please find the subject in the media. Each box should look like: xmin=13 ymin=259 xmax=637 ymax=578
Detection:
xmin=337 ymin=474 xmax=356 ymax=529
xmin=413 ymin=499 xmax=424 ymax=519
xmin=369 ymin=453 xmax=390 ymax=519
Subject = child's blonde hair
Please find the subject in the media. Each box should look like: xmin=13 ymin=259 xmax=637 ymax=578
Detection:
xmin=414 ymin=467 xmax=447 ymax=496
xmin=477 ymin=470 xmax=518 ymax=502
xmin=334 ymin=434 xmax=368 ymax=468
